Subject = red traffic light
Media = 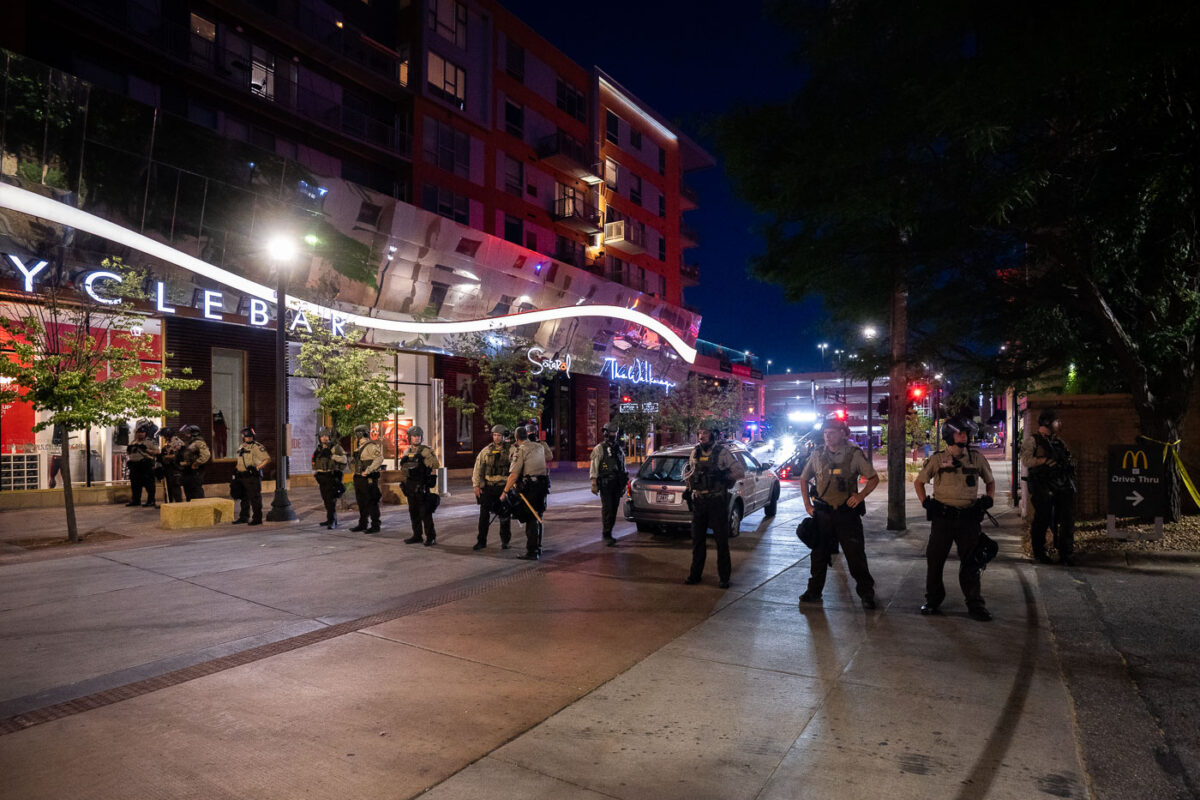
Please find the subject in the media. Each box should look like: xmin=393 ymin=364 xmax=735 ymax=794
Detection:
xmin=833 ymin=408 xmax=847 ymax=421
xmin=622 ymin=395 xmax=632 ymax=403
xmin=909 ymin=385 xmax=926 ymax=400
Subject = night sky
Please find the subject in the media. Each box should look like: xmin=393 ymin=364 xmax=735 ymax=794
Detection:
xmin=500 ymin=0 xmax=829 ymax=373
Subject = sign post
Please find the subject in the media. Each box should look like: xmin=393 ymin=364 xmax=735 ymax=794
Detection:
xmin=1106 ymin=444 xmax=1164 ymax=540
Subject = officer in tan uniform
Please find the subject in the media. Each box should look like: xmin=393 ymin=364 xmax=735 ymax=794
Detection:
xmin=350 ymin=424 xmax=384 ymax=533
xmin=125 ymin=422 xmax=160 ymax=508
xmin=156 ymin=427 xmax=184 ymax=503
xmin=312 ymin=427 xmax=347 ymax=529
xmin=178 ymin=424 xmax=211 ymax=500
xmin=472 ymin=424 xmax=513 ymax=550
xmin=914 ymin=419 xmax=996 ymax=621
xmin=400 ymin=426 xmax=441 ymax=546
xmin=232 ymin=426 xmax=270 ymax=526
xmin=504 ymin=425 xmax=550 ymax=560
xmin=799 ymin=418 xmax=879 ymax=608
xmin=682 ymin=423 xmax=746 ymax=588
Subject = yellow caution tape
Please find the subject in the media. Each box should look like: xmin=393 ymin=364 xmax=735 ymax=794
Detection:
xmin=1138 ymin=435 xmax=1200 ymax=508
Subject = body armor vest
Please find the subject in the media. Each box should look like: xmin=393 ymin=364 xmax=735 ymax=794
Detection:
xmin=402 ymin=446 xmax=431 ymax=483
xmin=484 ymin=444 xmax=510 ymax=480
xmin=597 ymin=443 xmax=623 ymax=479
xmin=690 ymin=444 xmax=730 ymax=492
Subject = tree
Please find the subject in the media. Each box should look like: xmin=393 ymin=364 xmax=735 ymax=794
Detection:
xmin=293 ymin=320 xmax=407 ymax=436
xmin=718 ymin=1 xmax=1200 ymax=520
xmin=443 ymin=332 xmax=546 ymax=433
xmin=0 ymin=257 xmax=201 ymax=542
xmin=660 ymin=374 xmax=742 ymax=443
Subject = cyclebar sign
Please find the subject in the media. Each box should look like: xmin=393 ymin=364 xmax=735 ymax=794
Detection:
xmin=1107 ymin=444 xmax=1163 ymax=516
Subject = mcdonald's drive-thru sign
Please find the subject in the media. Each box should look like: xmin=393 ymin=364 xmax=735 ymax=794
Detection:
xmin=1107 ymin=444 xmax=1163 ymax=516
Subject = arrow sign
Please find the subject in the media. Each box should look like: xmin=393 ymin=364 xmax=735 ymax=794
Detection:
xmin=1126 ymin=490 xmax=1144 ymax=507
xmin=1108 ymin=445 xmax=1162 ymax=517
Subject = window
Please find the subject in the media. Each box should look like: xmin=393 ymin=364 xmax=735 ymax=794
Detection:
xmin=250 ymin=46 xmax=275 ymax=100
xmin=426 ymin=281 xmax=450 ymax=316
xmin=506 ymin=38 xmax=525 ymax=81
xmin=423 ymin=184 xmax=468 ymax=224
xmin=525 ymin=232 xmax=538 ymax=251
xmin=658 ymin=145 xmax=666 ymax=175
xmin=211 ymin=349 xmax=246 ymax=459
xmin=423 ymin=119 xmax=470 ymax=177
xmin=357 ymin=201 xmax=383 ymax=227
xmin=604 ymin=158 xmax=619 ymax=190
xmin=658 ymin=193 xmax=665 ymax=218
xmin=504 ymin=99 xmax=524 ymax=139
xmin=606 ymin=255 xmax=626 ymax=284
xmin=606 ymin=109 xmax=620 ymax=144
xmin=658 ymin=234 xmax=666 ymax=262
xmin=504 ymin=214 xmax=523 ymax=245
xmin=428 ymin=0 xmax=467 ymax=48
xmin=630 ymin=174 xmax=642 ymax=206
xmin=630 ymin=128 xmax=642 ymax=149
xmin=556 ymin=78 xmax=586 ymax=123
xmin=189 ymin=12 xmax=216 ymax=64
xmin=427 ymin=51 xmax=466 ymax=108
xmin=504 ymin=156 xmax=523 ymax=196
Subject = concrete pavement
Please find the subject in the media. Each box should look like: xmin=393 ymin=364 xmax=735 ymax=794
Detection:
xmin=0 ymin=462 xmax=1195 ymax=799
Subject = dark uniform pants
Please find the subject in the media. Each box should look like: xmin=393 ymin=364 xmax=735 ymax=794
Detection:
xmin=235 ymin=472 xmax=263 ymax=522
xmin=315 ymin=472 xmax=340 ymax=520
xmin=181 ymin=466 xmax=205 ymax=500
xmin=1029 ymin=482 xmax=1075 ymax=559
xmin=926 ymin=517 xmax=984 ymax=609
xmin=129 ymin=461 xmax=156 ymax=505
xmin=519 ymin=477 xmax=549 ymax=555
xmin=353 ymin=474 xmax=381 ymax=527
xmin=807 ymin=508 xmax=875 ymax=599
xmin=477 ymin=483 xmax=511 ymax=545
xmin=599 ymin=478 xmax=625 ymax=539
xmin=162 ymin=467 xmax=183 ymax=503
xmin=689 ymin=492 xmax=732 ymax=583
xmin=404 ymin=483 xmax=438 ymax=541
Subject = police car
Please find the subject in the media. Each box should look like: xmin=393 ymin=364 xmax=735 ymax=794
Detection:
xmin=623 ymin=441 xmax=781 ymax=534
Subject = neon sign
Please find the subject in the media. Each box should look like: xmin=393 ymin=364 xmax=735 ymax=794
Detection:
xmin=526 ymin=346 xmax=571 ymax=378
xmin=603 ymin=357 xmax=676 ymax=394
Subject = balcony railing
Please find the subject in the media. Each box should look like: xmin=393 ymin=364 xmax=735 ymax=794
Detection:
xmin=680 ymin=181 xmax=700 ymax=210
xmin=552 ymin=197 xmax=603 ymax=234
xmin=680 ymin=219 xmax=700 ymax=247
xmin=536 ymin=131 xmax=602 ymax=183
xmin=680 ymin=262 xmax=700 ymax=286
xmin=603 ymin=219 xmax=646 ymax=255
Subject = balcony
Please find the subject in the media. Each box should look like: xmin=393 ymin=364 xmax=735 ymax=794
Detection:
xmin=680 ymin=219 xmax=700 ymax=248
xmin=536 ymin=131 xmax=602 ymax=184
xmin=552 ymin=197 xmax=603 ymax=235
xmin=680 ymin=181 xmax=699 ymax=210
xmin=603 ymin=219 xmax=646 ymax=256
xmin=680 ymin=262 xmax=700 ymax=286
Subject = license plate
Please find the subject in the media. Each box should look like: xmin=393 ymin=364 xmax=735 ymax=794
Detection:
xmin=655 ymin=491 xmax=674 ymax=504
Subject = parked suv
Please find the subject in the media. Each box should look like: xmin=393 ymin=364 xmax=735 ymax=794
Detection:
xmin=623 ymin=441 xmax=781 ymax=534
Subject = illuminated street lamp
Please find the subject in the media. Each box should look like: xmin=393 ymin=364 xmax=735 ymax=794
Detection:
xmin=817 ymin=342 xmax=828 ymax=369
xmin=863 ymin=325 xmax=877 ymax=339
xmin=266 ymin=234 xmax=298 ymax=522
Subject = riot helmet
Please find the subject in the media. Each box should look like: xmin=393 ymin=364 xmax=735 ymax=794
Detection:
xmin=942 ymin=418 xmax=969 ymax=447
xmin=240 ymin=426 xmax=256 ymax=439
xmin=317 ymin=426 xmax=335 ymax=441
xmin=353 ymin=425 xmax=371 ymax=439
xmin=181 ymin=424 xmax=202 ymax=439
xmin=408 ymin=426 xmax=424 ymax=441
xmin=1037 ymin=409 xmax=1058 ymax=429
xmin=602 ymin=423 xmax=617 ymax=439
xmin=490 ymin=424 xmax=508 ymax=436
xmin=158 ymin=427 xmax=176 ymax=440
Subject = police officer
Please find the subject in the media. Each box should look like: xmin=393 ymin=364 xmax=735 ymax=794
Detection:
xmin=504 ymin=425 xmax=550 ymax=560
xmin=799 ymin=418 xmax=879 ymax=608
xmin=399 ymin=426 xmax=440 ymax=545
xmin=682 ymin=423 xmax=745 ymax=588
xmin=231 ymin=427 xmax=270 ymax=525
xmin=177 ymin=424 xmax=211 ymax=500
xmin=312 ymin=427 xmax=347 ymax=529
xmin=156 ymin=427 xmax=184 ymax=503
xmin=914 ymin=419 xmax=996 ymax=620
xmin=1021 ymin=409 xmax=1077 ymax=565
xmin=349 ymin=425 xmax=383 ymax=533
xmin=472 ymin=424 xmax=513 ymax=550
xmin=590 ymin=424 xmax=628 ymax=546
xmin=125 ymin=422 xmax=160 ymax=508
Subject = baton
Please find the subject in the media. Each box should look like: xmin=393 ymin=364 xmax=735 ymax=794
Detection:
xmin=984 ymin=510 xmax=999 ymax=527
xmin=518 ymin=492 xmax=543 ymax=524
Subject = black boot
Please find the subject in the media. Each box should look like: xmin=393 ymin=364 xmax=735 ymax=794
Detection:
xmin=350 ymin=521 xmax=367 ymax=532
xmin=327 ymin=513 xmax=338 ymax=530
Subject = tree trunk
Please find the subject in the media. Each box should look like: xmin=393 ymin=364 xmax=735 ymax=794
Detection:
xmin=59 ymin=429 xmax=79 ymax=542
xmin=1137 ymin=412 xmax=1183 ymax=522
xmin=866 ymin=379 xmax=874 ymax=461
xmin=887 ymin=271 xmax=908 ymax=531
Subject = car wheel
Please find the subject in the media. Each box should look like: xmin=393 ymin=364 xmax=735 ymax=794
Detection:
xmin=764 ymin=482 xmax=780 ymax=518
xmin=729 ymin=500 xmax=743 ymax=537
xmin=635 ymin=521 xmax=655 ymax=533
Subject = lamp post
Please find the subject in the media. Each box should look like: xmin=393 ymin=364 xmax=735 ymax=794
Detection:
xmin=817 ymin=342 xmax=828 ymax=369
xmin=766 ymin=359 xmax=772 ymax=375
xmin=266 ymin=234 xmax=298 ymax=522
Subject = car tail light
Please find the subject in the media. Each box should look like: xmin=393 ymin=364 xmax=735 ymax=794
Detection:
xmin=626 ymin=481 xmax=634 ymax=498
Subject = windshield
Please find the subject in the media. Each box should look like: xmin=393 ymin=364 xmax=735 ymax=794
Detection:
xmin=638 ymin=456 xmax=687 ymax=482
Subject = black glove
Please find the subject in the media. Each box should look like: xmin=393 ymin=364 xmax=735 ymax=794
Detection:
xmin=682 ymin=488 xmax=693 ymax=503
xmin=921 ymin=497 xmax=932 ymax=509
xmin=977 ymin=495 xmax=994 ymax=510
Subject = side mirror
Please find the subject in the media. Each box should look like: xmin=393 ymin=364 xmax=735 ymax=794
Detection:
xmin=760 ymin=462 xmax=774 ymax=471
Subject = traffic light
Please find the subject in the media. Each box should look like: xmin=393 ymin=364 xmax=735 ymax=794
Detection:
xmin=833 ymin=408 xmax=847 ymax=421
xmin=909 ymin=384 xmax=926 ymax=402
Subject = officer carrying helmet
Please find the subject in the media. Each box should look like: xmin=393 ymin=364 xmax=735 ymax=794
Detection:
xmin=125 ymin=422 xmax=160 ymax=508
xmin=472 ymin=423 xmax=513 ymax=550
xmin=230 ymin=426 xmax=270 ymax=525
xmin=590 ymin=423 xmax=628 ymax=546
xmin=682 ymin=422 xmax=745 ymax=588
xmin=312 ymin=427 xmax=347 ymax=529
xmin=798 ymin=415 xmax=879 ymax=608
xmin=914 ymin=418 xmax=997 ymax=620
xmin=350 ymin=424 xmax=384 ymax=533
xmin=504 ymin=425 xmax=550 ymax=560
xmin=400 ymin=426 xmax=441 ymax=546
xmin=156 ymin=427 xmax=184 ymax=503
xmin=177 ymin=424 xmax=211 ymax=500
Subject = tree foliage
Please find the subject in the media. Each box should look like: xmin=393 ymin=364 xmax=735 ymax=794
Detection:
xmin=443 ymin=332 xmax=546 ymax=434
xmin=0 ymin=256 xmax=202 ymax=541
xmin=659 ymin=374 xmax=742 ymax=442
xmin=293 ymin=320 xmax=406 ymax=436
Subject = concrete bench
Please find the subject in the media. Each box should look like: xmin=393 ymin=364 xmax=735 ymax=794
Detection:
xmin=159 ymin=497 xmax=237 ymax=530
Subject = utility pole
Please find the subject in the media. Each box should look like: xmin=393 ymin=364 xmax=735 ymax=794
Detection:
xmin=886 ymin=263 xmax=908 ymax=531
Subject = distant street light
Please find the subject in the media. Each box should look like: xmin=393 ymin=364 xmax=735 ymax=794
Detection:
xmin=266 ymin=234 xmax=298 ymax=522
xmin=817 ymin=342 xmax=829 ymax=369
xmin=863 ymin=325 xmax=878 ymax=339
xmin=766 ymin=359 xmax=773 ymax=375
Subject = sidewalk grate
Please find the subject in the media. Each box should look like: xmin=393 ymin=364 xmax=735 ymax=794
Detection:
xmin=0 ymin=562 xmax=549 ymax=736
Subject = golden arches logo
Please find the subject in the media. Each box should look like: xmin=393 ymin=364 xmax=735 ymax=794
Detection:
xmin=1122 ymin=450 xmax=1149 ymax=470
